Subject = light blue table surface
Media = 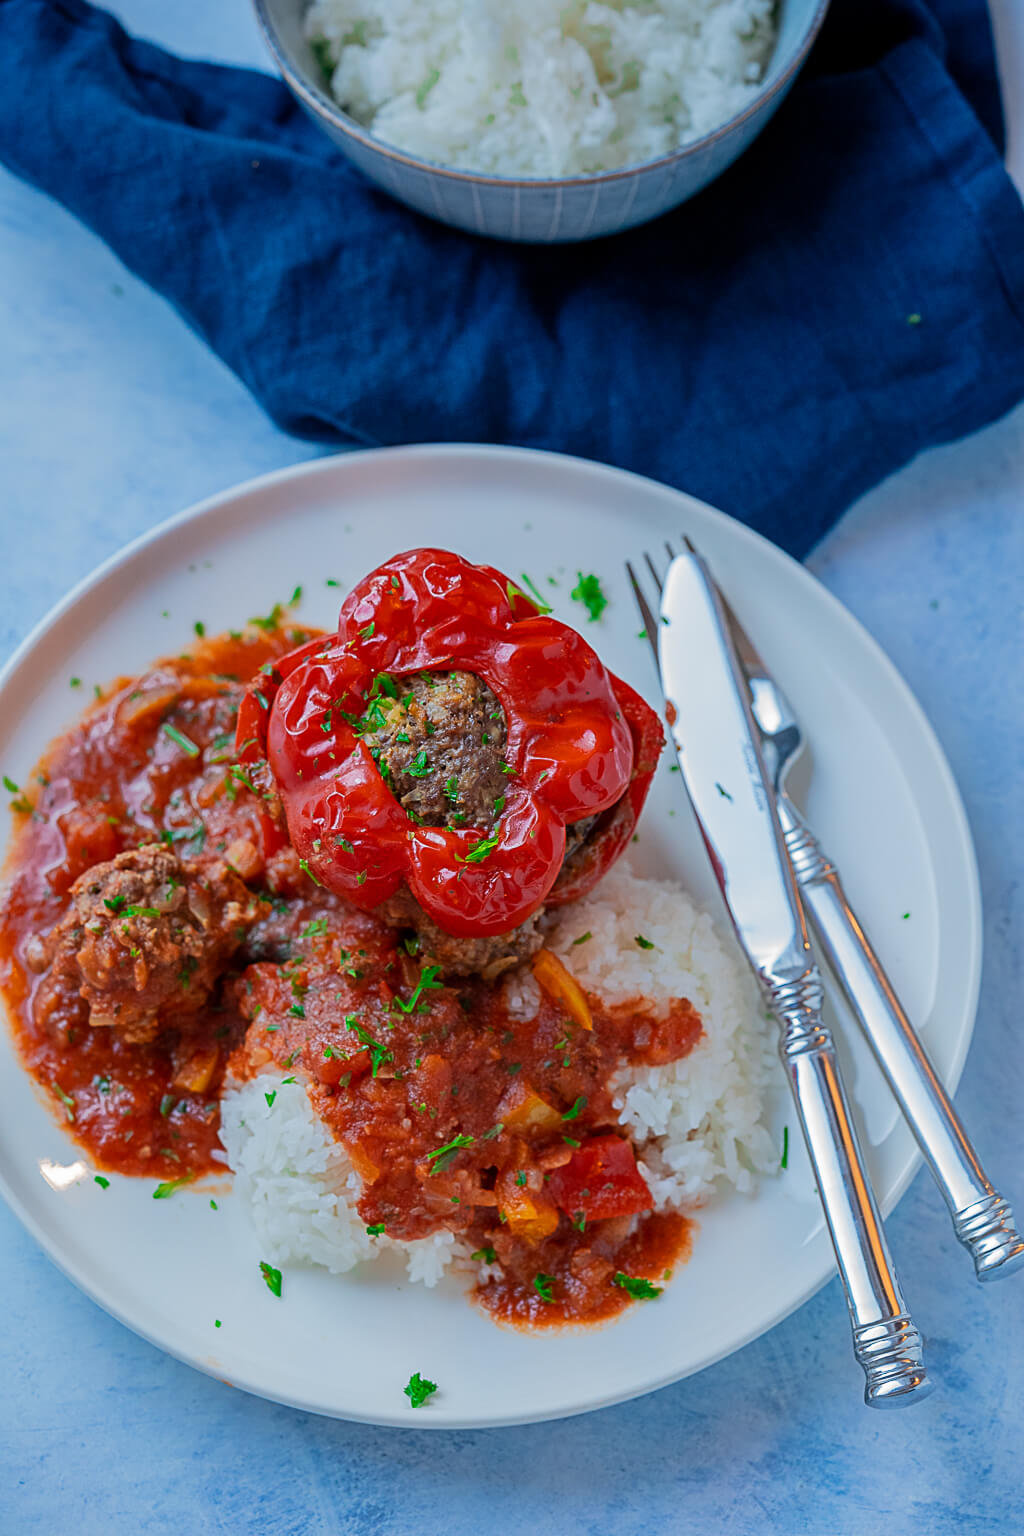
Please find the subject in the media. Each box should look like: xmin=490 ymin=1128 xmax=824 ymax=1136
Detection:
xmin=1 ymin=4 xmax=1021 ymax=1533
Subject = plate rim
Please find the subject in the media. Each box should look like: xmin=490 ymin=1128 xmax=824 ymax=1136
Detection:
xmin=0 ymin=443 xmax=983 ymax=1427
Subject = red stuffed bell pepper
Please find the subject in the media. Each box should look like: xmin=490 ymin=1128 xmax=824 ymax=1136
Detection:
xmin=236 ymin=549 xmax=662 ymax=970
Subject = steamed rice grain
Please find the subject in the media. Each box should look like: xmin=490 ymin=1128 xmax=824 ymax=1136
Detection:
xmin=305 ymin=0 xmax=777 ymax=177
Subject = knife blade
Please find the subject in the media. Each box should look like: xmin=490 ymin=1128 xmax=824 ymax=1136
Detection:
xmin=657 ymin=550 xmax=810 ymax=987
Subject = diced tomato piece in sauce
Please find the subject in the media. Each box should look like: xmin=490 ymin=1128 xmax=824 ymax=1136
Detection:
xmin=546 ymin=1134 xmax=653 ymax=1222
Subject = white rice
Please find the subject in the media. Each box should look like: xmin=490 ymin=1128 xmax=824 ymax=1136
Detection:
xmin=219 ymin=861 xmax=777 ymax=1286
xmin=305 ymin=0 xmax=777 ymax=178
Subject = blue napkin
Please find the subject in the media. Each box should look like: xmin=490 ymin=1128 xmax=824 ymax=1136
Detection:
xmin=1 ymin=0 xmax=1022 ymax=558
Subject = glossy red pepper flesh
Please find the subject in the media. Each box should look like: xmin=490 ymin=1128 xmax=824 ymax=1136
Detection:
xmin=546 ymin=1135 xmax=655 ymax=1222
xmin=236 ymin=549 xmax=662 ymax=936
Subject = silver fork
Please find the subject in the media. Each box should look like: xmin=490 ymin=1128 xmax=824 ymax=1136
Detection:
xmin=628 ymin=540 xmax=932 ymax=1407
xmin=718 ymin=586 xmax=1024 ymax=1282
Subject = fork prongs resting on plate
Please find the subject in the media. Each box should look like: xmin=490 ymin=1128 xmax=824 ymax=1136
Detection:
xmin=626 ymin=538 xmax=933 ymax=1407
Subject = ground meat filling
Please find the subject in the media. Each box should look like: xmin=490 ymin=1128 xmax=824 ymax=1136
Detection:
xmin=30 ymin=844 xmax=263 ymax=1044
xmin=366 ymin=670 xmax=508 ymax=830
xmin=361 ymin=670 xmax=603 ymax=973
xmin=374 ymin=885 xmax=544 ymax=979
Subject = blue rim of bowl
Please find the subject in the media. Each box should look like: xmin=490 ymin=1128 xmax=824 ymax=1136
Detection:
xmin=252 ymin=0 xmax=832 ymax=190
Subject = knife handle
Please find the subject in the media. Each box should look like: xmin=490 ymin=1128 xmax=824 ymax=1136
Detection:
xmin=779 ymin=794 xmax=1024 ymax=1283
xmin=769 ymin=968 xmax=932 ymax=1406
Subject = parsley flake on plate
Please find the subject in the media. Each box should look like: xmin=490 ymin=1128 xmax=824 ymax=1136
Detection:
xmin=152 ymin=1175 xmax=193 ymax=1200
xmin=570 ymin=572 xmax=608 ymax=622
xmin=259 ymin=1261 xmax=283 ymax=1297
xmin=404 ymin=1372 xmax=438 ymax=1408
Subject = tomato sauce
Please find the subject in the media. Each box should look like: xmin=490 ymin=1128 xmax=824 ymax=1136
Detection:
xmin=1 ymin=624 xmax=700 ymax=1325
xmin=0 ymin=624 xmax=312 ymax=1179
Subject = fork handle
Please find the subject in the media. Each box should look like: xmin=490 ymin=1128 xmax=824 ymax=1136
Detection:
xmin=769 ymin=970 xmax=932 ymax=1406
xmin=779 ymin=793 xmax=1024 ymax=1282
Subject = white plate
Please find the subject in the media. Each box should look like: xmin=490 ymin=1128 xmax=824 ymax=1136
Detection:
xmin=0 ymin=446 xmax=981 ymax=1428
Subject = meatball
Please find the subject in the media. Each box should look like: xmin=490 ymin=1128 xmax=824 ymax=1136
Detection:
xmin=34 ymin=845 xmax=262 ymax=1043
xmin=367 ymin=670 xmax=508 ymax=829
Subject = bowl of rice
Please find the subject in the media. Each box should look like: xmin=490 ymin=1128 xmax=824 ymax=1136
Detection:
xmin=253 ymin=0 xmax=830 ymax=242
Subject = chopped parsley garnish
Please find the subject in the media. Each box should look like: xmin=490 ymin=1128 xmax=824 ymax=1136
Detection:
xmin=781 ymin=1126 xmax=789 ymax=1169
xmin=290 ymin=584 xmax=303 ymax=606
xmin=481 ymin=1122 xmax=504 ymax=1140
xmin=493 ymin=794 xmax=505 ymax=816
xmin=472 ymin=1246 xmax=497 ymax=1265
xmin=159 ymin=1094 xmax=176 ymax=1118
xmin=259 ymin=1261 xmax=283 ymax=1297
xmin=346 ymin=1015 xmax=393 ymax=1077
xmin=519 ymin=572 xmax=553 ymax=612
xmin=572 ymin=931 xmax=592 ymax=946
xmin=194 ymin=621 xmax=206 ymax=638
xmin=404 ymin=1372 xmax=438 ymax=1408
xmin=402 ymin=935 xmax=420 ymax=957
xmin=289 ymin=1003 xmax=306 ymax=1019
xmin=264 ymin=1090 xmax=277 ymax=1108
xmin=612 ymin=1273 xmax=663 ymax=1300
xmin=407 ymin=750 xmax=431 ymax=778
xmin=123 ymin=906 xmax=161 ymax=919
xmin=500 ymin=762 xmax=516 ymax=775
xmin=161 ymin=723 xmax=201 ymax=758
xmin=366 ymin=1223 xmax=385 ymax=1236
xmin=301 ymin=917 xmax=329 ymax=939
xmin=152 ymin=1176 xmax=193 ymax=1199
xmin=515 ymin=1170 xmax=527 ymax=1187
xmin=444 ymin=775 xmax=458 ymax=803
xmin=394 ymin=964 xmax=443 ymax=1014
xmin=533 ymin=1273 xmax=555 ymax=1303
xmin=210 ymin=1199 xmax=218 ymax=1210
xmin=425 ymin=1133 xmax=474 ymax=1174
xmin=358 ymin=621 xmax=375 ymax=641
xmin=4 ymin=775 xmax=32 ymax=813
xmin=94 ymin=1175 xmax=110 ymax=1190
xmin=249 ymin=603 xmax=284 ymax=633
xmin=298 ymin=858 xmax=325 ymax=887
xmin=714 ymin=782 xmax=733 ymax=802
xmin=561 ymin=1095 xmax=587 ymax=1121
xmin=52 ymin=1083 xmax=75 ymax=1121
xmin=103 ymin=895 xmax=127 ymax=914
xmin=460 ymin=832 xmax=500 ymax=864
xmin=634 ymin=935 xmax=655 ymax=950
xmin=570 ymin=571 xmax=608 ymax=622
